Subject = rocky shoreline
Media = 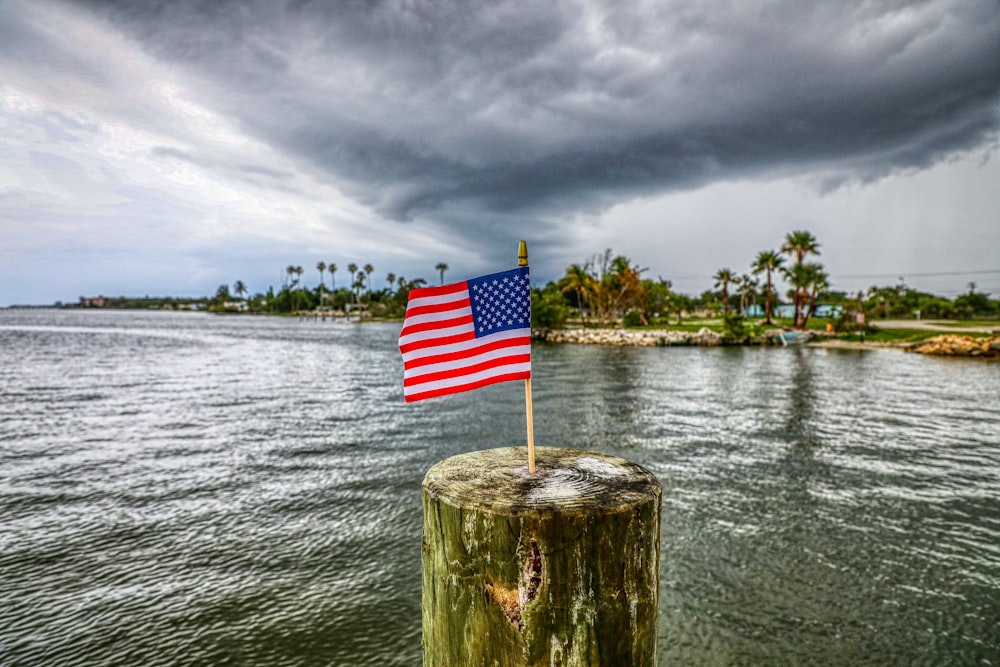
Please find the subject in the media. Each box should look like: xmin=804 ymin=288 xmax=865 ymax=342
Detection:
xmin=539 ymin=327 xmax=788 ymax=347
xmin=905 ymin=335 xmax=1000 ymax=359
xmin=536 ymin=328 xmax=1000 ymax=359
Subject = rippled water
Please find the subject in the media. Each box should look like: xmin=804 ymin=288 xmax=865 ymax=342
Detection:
xmin=1 ymin=310 xmax=998 ymax=666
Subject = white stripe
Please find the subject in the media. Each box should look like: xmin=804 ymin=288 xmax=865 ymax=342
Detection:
xmin=405 ymin=288 xmax=469 ymax=311
xmin=400 ymin=304 xmax=473 ymax=329
xmin=401 ymin=327 xmax=529 ymax=363
xmin=402 ymin=361 xmax=532 ymax=397
xmin=403 ymin=343 xmax=532 ymax=381
xmin=398 ymin=321 xmax=475 ymax=349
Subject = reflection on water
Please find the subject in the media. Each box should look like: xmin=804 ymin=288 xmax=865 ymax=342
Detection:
xmin=784 ymin=348 xmax=819 ymax=451
xmin=1 ymin=310 xmax=999 ymax=665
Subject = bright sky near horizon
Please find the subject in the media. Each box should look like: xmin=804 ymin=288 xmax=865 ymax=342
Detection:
xmin=1 ymin=0 xmax=998 ymax=306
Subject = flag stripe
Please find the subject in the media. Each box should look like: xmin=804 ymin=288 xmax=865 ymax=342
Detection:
xmin=401 ymin=327 xmax=525 ymax=361
xmin=407 ymin=281 xmax=469 ymax=301
xmin=399 ymin=313 xmax=474 ymax=339
xmin=403 ymin=368 xmax=532 ymax=403
xmin=402 ymin=297 xmax=472 ymax=321
xmin=404 ymin=352 xmax=531 ymax=386
xmin=403 ymin=336 xmax=529 ymax=370
xmin=399 ymin=330 xmax=477 ymax=356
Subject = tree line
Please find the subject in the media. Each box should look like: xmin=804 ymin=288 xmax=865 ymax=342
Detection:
xmin=210 ymin=261 xmax=451 ymax=317
xmin=193 ymin=231 xmax=997 ymax=327
xmin=531 ymin=230 xmax=998 ymax=331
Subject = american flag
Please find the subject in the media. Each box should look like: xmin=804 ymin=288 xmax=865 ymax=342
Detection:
xmin=398 ymin=267 xmax=531 ymax=403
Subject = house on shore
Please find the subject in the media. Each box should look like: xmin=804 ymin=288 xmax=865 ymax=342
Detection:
xmin=743 ymin=304 xmax=843 ymax=319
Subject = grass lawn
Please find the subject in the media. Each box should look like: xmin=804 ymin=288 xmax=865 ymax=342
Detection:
xmin=840 ymin=328 xmax=993 ymax=344
xmin=839 ymin=329 xmax=938 ymax=344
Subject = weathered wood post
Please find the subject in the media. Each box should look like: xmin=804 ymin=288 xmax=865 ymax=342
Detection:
xmin=422 ymin=446 xmax=661 ymax=666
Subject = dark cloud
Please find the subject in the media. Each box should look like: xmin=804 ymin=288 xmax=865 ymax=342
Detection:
xmin=7 ymin=0 xmax=999 ymax=296
xmin=70 ymin=0 xmax=998 ymax=231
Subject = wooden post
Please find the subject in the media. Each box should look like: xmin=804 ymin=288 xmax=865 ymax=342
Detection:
xmin=421 ymin=447 xmax=661 ymax=666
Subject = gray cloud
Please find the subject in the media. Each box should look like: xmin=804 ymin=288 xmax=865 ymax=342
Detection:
xmin=3 ymin=0 xmax=999 ymax=304
xmin=71 ymin=0 xmax=999 ymax=233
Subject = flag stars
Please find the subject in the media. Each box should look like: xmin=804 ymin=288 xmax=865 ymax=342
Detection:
xmin=468 ymin=267 xmax=530 ymax=337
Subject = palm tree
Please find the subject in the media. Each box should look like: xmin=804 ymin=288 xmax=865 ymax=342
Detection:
xmin=316 ymin=262 xmax=327 ymax=303
xmin=355 ymin=271 xmax=366 ymax=302
xmin=435 ymin=262 xmax=448 ymax=285
xmin=800 ymin=263 xmax=829 ymax=330
xmin=713 ymin=268 xmax=738 ymax=315
xmin=782 ymin=230 xmax=821 ymax=266
xmin=233 ymin=280 xmax=247 ymax=301
xmin=363 ymin=264 xmax=374 ymax=297
xmin=294 ymin=266 xmax=304 ymax=311
xmin=329 ymin=263 xmax=337 ymax=289
xmin=386 ymin=272 xmax=396 ymax=294
xmin=752 ymin=250 xmax=784 ymax=324
xmin=738 ymin=274 xmax=756 ymax=313
xmin=316 ymin=261 xmax=327 ymax=289
xmin=601 ymin=255 xmax=645 ymax=324
xmin=345 ymin=265 xmax=359 ymax=318
xmin=781 ymin=230 xmax=820 ymax=327
xmin=558 ymin=263 xmax=595 ymax=325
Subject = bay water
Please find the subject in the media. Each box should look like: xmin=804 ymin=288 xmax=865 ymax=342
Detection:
xmin=1 ymin=309 xmax=998 ymax=665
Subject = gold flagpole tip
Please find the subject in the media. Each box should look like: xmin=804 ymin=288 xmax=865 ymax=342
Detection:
xmin=518 ymin=240 xmax=528 ymax=267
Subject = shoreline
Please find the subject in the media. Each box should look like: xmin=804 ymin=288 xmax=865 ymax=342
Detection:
xmin=806 ymin=339 xmax=901 ymax=351
xmin=539 ymin=327 xmax=850 ymax=348
xmin=537 ymin=327 xmax=1000 ymax=358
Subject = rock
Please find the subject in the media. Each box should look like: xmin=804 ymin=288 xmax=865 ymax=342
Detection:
xmin=690 ymin=327 xmax=724 ymax=346
xmin=909 ymin=335 xmax=1000 ymax=358
xmin=544 ymin=327 xmax=727 ymax=346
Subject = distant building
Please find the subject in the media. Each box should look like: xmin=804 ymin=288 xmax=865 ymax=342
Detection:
xmin=79 ymin=296 xmax=106 ymax=308
xmin=813 ymin=304 xmax=843 ymax=318
xmin=743 ymin=303 xmax=843 ymax=319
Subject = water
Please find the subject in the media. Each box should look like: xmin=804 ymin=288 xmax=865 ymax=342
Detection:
xmin=1 ymin=309 xmax=998 ymax=666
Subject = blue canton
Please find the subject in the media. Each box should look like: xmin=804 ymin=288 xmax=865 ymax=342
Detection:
xmin=468 ymin=267 xmax=531 ymax=337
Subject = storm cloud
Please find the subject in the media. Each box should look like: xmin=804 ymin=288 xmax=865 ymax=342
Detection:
xmin=79 ymin=0 xmax=1000 ymax=215
xmin=1 ymin=0 xmax=998 ymax=302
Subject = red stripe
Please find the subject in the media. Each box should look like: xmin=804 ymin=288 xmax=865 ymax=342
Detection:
xmin=404 ymin=297 xmax=470 ymax=319
xmin=399 ymin=330 xmax=476 ymax=355
xmin=403 ymin=336 xmax=529 ymax=370
xmin=399 ymin=314 xmax=473 ymax=338
xmin=404 ymin=353 xmax=531 ymax=388
xmin=404 ymin=371 xmax=531 ymax=403
xmin=408 ymin=281 xmax=468 ymax=300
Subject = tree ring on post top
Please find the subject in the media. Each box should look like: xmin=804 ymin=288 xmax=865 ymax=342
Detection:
xmin=422 ymin=446 xmax=661 ymax=515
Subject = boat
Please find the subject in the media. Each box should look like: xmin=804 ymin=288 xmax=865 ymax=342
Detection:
xmin=776 ymin=330 xmax=811 ymax=346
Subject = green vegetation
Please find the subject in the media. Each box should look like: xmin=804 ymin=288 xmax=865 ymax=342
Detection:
xmin=73 ymin=260 xmax=438 ymax=319
xmin=839 ymin=327 xmax=991 ymax=345
xmin=536 ymin=230 xmax=997 ymax=341
xmin=69 ymin=232 xmax=999 ymax=339
xmin=752 ymin=250 xmax=784 ymax=324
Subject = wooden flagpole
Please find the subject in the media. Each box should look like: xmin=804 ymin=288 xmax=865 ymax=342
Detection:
xmin=518 ymin=240 xmax=536 ymax=474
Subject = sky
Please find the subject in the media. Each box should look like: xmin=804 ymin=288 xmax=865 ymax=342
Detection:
xmin=2 ymin=0 xmax=999 ymax=307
